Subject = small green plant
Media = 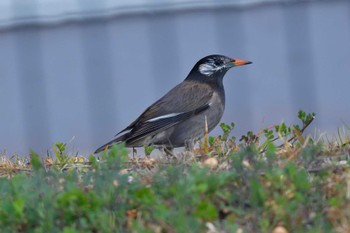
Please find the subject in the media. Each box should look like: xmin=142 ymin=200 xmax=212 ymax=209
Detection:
xmin=53 ymin=142 xmax=70 ymax=166
xmin=143 ymin=145 xmax=154 ymax=156
xmin=203 ymin=122 xmax=237 ymax=156
xmin=298 ymin=110 xmax=315 ymax=126
xmin=240 ymin=130 xmax=259 ymax=145
xmin=219 ymin=122 xmax=235 ymax=141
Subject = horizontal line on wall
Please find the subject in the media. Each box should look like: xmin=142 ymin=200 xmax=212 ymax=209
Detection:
xmin=0 ymin=0 xmax=336 ymax=30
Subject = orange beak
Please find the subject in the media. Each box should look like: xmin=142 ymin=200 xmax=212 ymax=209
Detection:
xmin=231 ymin=58 xmax=252 ymax=67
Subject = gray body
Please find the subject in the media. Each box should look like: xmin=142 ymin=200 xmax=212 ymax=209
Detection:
xmin=130 ymin=81 xmax=225 ymax=147
xmin=94 ymin=55 xmax=251 ymax=154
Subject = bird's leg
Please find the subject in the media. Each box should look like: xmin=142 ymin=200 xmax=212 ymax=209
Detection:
xmin=162 ymin=138 xmax=176 ymax=159
xmin=164 ymin=146 xmax=175 ymax=157
xmin=185 ymin=139 xmax=195 ymax=152
xmin=132 ymin=147 xmax=136 ymax=159
xmin=154 ymin=146 xmax=173 ymax=159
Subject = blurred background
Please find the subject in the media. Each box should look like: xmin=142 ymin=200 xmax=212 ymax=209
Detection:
xmin=0 ymin=0 xmax=349 ymax=155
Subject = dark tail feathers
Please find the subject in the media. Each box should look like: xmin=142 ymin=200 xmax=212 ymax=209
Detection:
xmin=94 ymin=134 xmax=127 ymax=154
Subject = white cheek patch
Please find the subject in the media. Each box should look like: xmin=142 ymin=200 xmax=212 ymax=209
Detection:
xmin=199 ymin=63 xmax=216 ymax=76
xmin=199 ymin=62 xmax=223 ymax=76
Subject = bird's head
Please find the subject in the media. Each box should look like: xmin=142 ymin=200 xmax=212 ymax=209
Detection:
xmin=186 ymin=55 xmax=252 ymax=81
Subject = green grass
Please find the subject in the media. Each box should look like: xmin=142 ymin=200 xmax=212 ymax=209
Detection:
xmin=0 ymin=111 xmax=350 ymax=233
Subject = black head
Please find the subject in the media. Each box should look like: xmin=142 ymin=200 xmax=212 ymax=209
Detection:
xmin=186 ymin=54 xmax=252 ymax=82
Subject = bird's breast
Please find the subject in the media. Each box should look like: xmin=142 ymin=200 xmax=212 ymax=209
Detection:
xmin=206 ymin=91 xmax=225 ymax=130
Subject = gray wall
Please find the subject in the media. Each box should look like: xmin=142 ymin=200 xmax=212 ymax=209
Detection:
xmin=1 ymin=0 xmax=350 ymax=155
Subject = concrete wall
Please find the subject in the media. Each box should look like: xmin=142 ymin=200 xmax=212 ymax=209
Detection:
xmin=0 ymin=0 xmax=349 ymax=155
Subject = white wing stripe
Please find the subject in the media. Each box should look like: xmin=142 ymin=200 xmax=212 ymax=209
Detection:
xmin=146 ymin=113 xmax=183 ymax=122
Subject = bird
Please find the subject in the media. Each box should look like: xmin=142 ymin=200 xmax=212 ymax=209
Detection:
xmin=95 ymin=54 xmax=252 ymax=154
